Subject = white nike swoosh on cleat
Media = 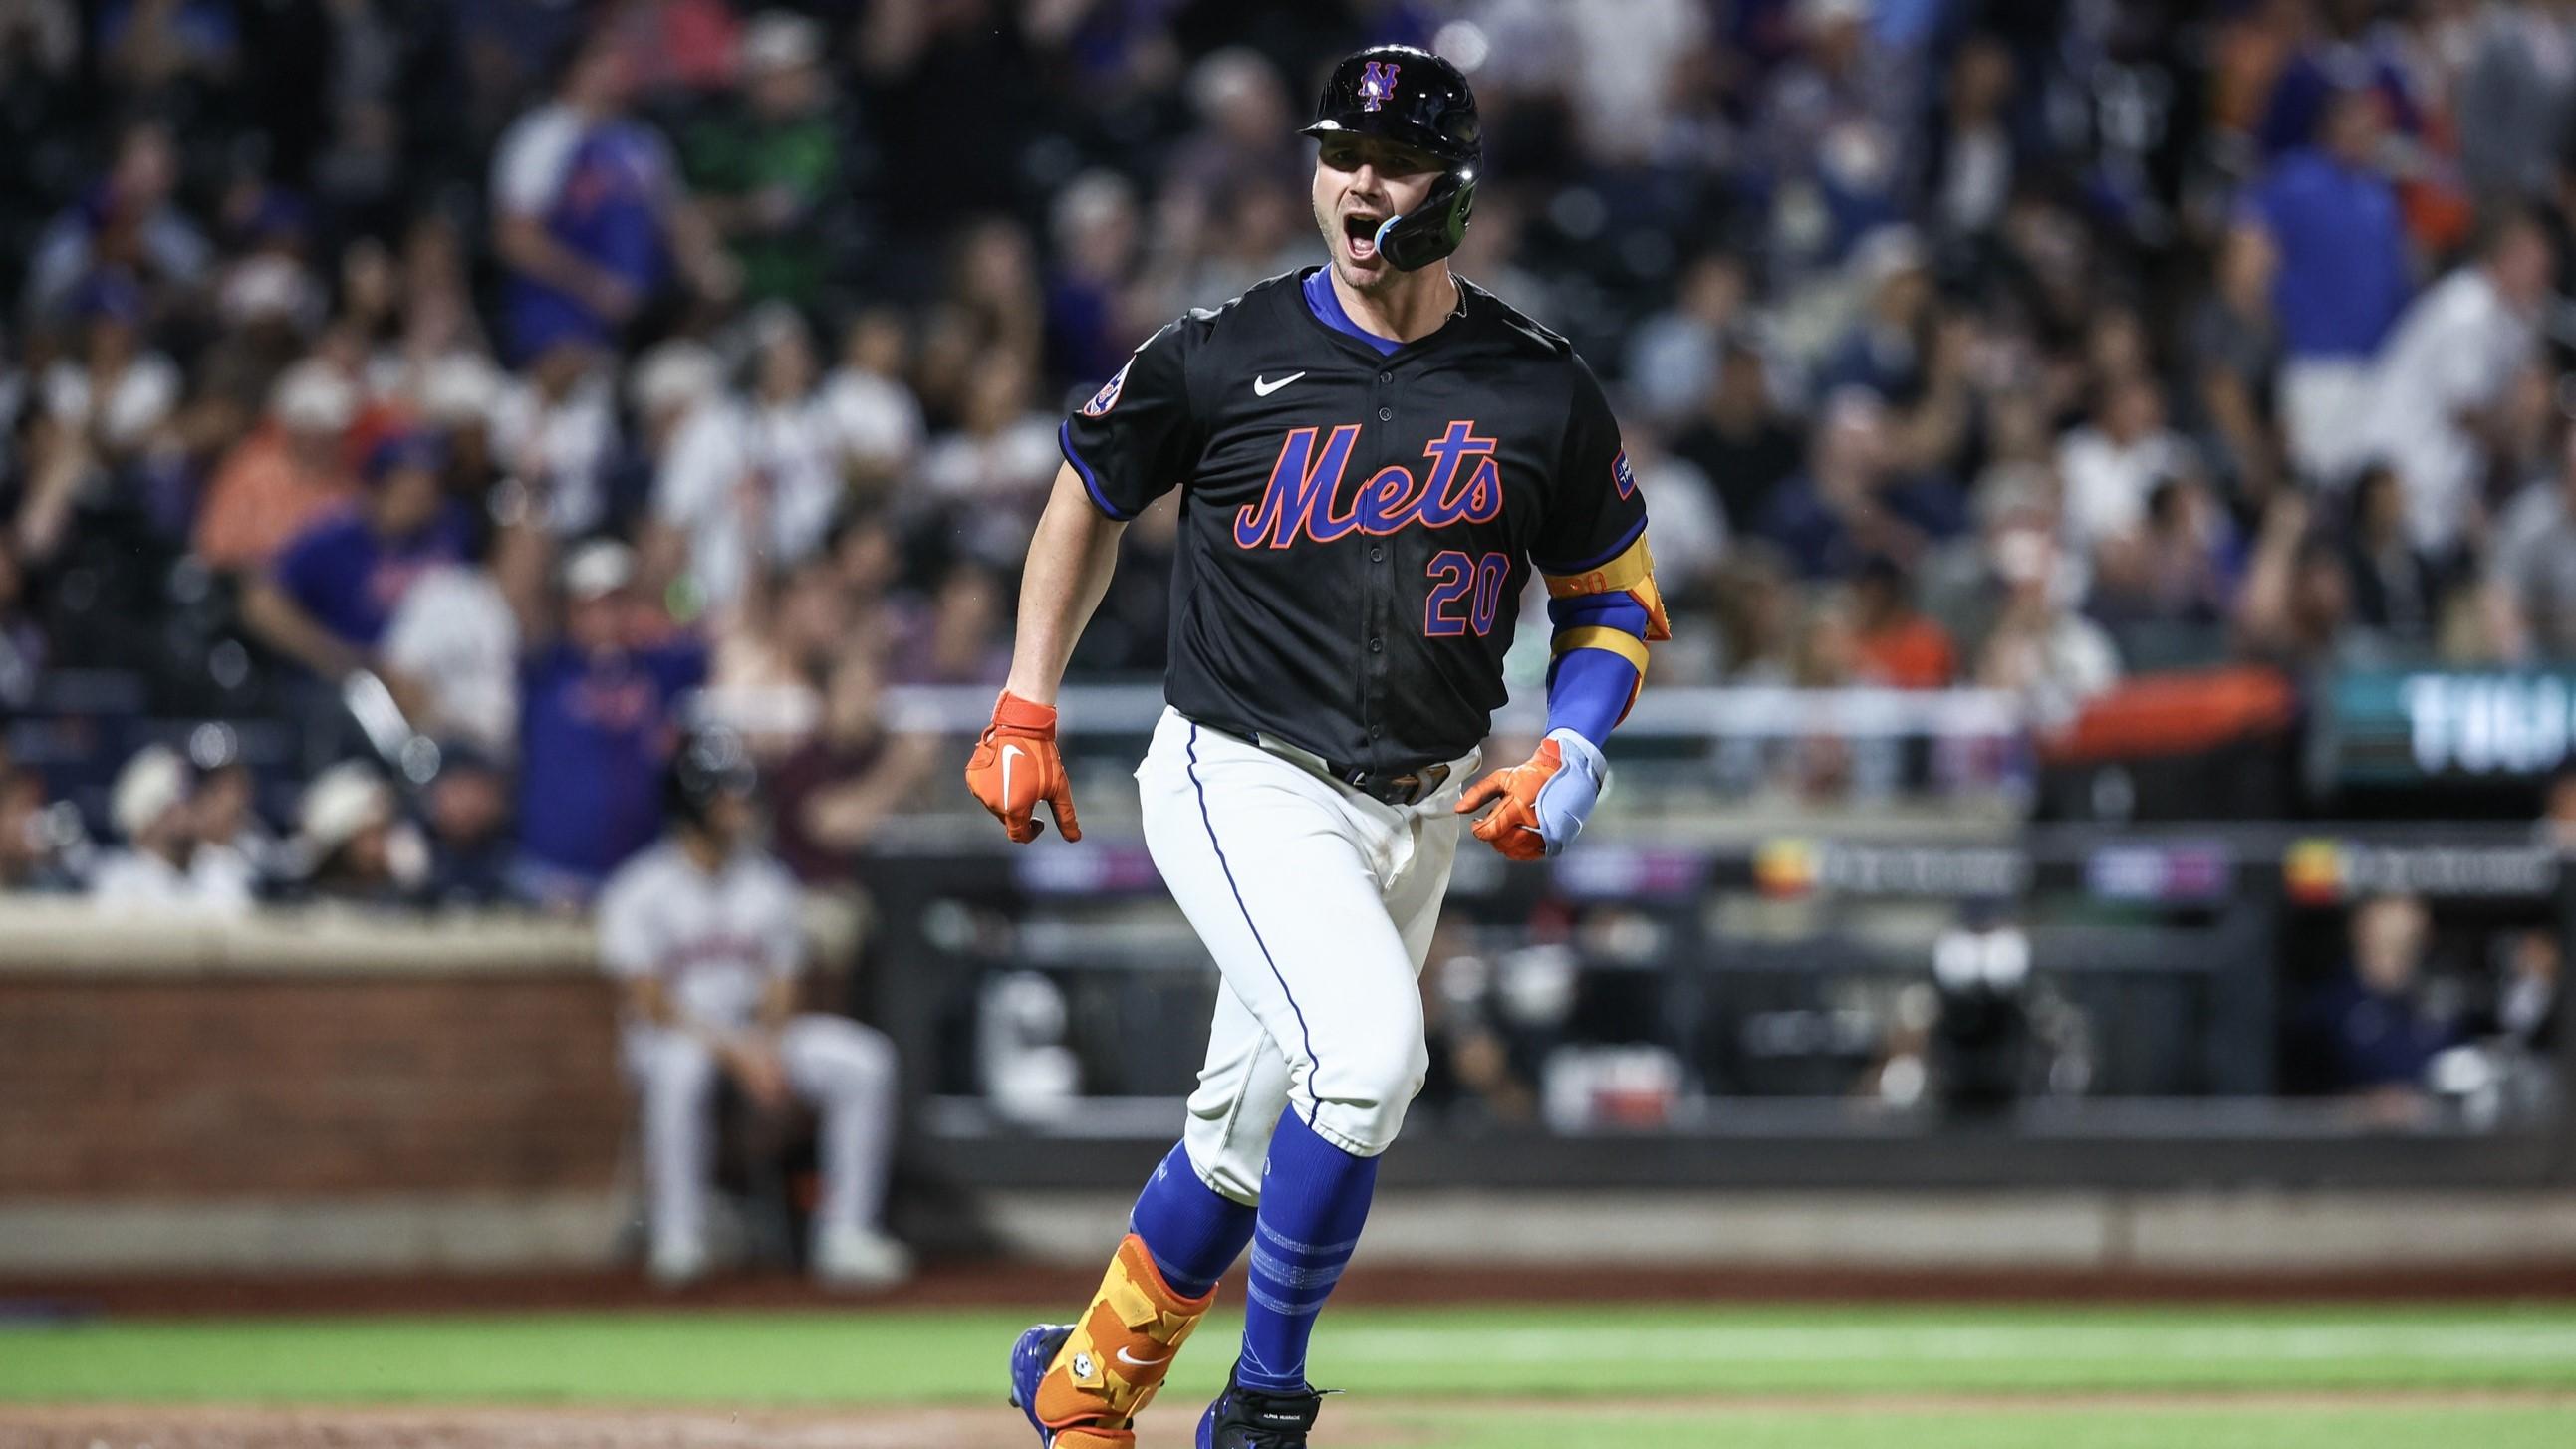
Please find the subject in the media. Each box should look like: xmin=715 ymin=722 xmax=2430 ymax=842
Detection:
xmin=1253 ymin=372 xmax=1306 ymax=396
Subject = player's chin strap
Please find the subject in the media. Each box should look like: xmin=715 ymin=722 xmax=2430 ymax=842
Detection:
xmin=1373 ymin=165 xmax=1477 ymax=272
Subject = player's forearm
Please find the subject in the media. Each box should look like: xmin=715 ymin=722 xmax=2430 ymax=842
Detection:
xmin=1004 ymin=467 xmax=1128 ymax=705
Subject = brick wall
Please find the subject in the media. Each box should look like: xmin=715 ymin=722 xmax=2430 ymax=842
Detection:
xmin=0 ymin=972 xmax=628 ymax=1198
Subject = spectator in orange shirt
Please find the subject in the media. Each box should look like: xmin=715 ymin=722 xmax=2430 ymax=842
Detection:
xmin=1852 ymin=555 xmax=1956 ymax=688
xmin=194 ymin=359 xmax=359 ymax=574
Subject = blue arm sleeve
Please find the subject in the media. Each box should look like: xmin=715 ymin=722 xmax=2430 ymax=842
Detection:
xmin=1546 ymin=648 xmax=1641 ymax=750
xmin=1543 ymin=593 xmax=1649 ymax=750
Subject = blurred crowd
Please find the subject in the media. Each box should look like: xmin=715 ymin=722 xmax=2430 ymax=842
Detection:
xmin=7 ymin=0 xmax=2576 ymax=911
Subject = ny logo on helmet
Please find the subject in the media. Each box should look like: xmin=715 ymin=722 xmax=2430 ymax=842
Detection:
xmin=1360 ymin=61 xmax=1401 ymax=111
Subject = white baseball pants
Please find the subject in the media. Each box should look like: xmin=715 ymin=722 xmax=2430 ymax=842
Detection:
xmin=1136 ymin=708 xmax=1472 ymax=1202
xmin=625 ymin=1014 xmax=899 ymax=1261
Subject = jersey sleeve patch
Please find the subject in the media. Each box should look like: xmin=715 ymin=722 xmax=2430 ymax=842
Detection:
xmin=1080 ymin=355 xmax=1134 ymax=417
xmin=1060 ymin=322 xmax=1197 ymax=520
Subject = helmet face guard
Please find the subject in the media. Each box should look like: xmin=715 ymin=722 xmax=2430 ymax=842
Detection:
xmin=1302 ymin=45 xmax=1481 ymax=273
xmin=1371 ymin=164 xmax=1476 ymax=273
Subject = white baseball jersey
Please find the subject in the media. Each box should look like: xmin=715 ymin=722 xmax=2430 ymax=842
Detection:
xmin=596 ymin=841 xmax=804 ymax=1030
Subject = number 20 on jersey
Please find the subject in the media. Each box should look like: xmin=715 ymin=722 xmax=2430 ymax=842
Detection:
xmin=1424 ymin=551 xmax=1510 ymax=636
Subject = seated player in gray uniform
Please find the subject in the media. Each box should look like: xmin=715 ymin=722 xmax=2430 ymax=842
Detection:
xmin=596 ymin=732 xmax=908 ymax=1289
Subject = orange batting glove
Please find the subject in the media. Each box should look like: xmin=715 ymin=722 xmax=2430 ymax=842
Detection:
xmin=965 ymin=691 xmax=1081 ymax=844
xmin=1455 ymin=729 xmax=1608 ymax=861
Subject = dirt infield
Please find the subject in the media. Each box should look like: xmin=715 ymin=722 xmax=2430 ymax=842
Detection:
xmin=9 ymin=1394 xmax=2574 ymax=1449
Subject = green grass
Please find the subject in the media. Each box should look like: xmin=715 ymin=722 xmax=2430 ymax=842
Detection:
xmin=1398 ymin=1406 xmax=2576 ymax=1449
xmin=4 ymin=1303 xmax=2573 ymax=1445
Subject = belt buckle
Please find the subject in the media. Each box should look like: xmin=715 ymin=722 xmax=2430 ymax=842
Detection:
xmin=1377 ymin=762 xmax=1449 ymax=806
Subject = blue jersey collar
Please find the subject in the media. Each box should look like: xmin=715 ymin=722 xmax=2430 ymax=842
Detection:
xmin=1302 ymin=268 xmax=1402 ymax=357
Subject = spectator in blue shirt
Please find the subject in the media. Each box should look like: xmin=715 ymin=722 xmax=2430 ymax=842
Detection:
xmin=511 ymin=539 xmax=706 ymax=909
xmin=2301 ymin=893 xmax=2457 ymax=1119
xmin=488 ymin=32 xmax=735 ymax=369
xmin=2241 ymin=86 xmax=2411 ymax=490
xmin=241 ymin=431 xmax=471 ymax=681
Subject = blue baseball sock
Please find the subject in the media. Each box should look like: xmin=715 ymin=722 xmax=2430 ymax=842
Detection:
xmin=1128 ymin=1141 xmax=1256 ymax=1298
xmin=1238 ymin=1108 xmax=1379 ymax=1392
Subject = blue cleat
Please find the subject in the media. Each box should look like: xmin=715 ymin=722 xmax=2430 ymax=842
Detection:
xmin=1197 ymin=1361 xmax=1325 ymax=1448
xmin=1007 ymin=1323 xmax=1075 ymax=1444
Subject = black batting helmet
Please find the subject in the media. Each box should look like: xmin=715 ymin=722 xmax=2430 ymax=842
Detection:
xmin=1300 ymin=44 xmax=1480 ymax=272
xmin=663 ymin=729 xmax=756 ymax=833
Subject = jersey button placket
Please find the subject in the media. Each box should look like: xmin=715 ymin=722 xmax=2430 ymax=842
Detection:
xmin=1360 ymin=364 xmax=1397 ymax=761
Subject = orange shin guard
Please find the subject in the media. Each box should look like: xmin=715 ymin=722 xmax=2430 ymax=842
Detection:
xmin=1031 ymin=1233 xmax=1218 ymax=1442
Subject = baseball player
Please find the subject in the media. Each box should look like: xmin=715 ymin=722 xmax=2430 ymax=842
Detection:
xmin=597 ymin=733 xmax=909 ymax=1289
xmin=967 ymin=45 xmax=1669 ymax=1449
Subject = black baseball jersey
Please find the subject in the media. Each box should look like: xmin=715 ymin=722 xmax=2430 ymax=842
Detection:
xmin=1060 ymin=268 xmax=1647 ymax=775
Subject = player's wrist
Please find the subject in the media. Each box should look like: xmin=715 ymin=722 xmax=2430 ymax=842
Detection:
xmin=1542 ymin=727 xmax=1607 ymax=785
xmin=992 ymin=689 xmax=1059 ymax=735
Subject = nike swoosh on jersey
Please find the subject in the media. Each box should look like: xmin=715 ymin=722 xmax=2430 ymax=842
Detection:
xmin=1001 ymin=743 xmax=1026 ymax=803
xmin=1252 ymin=372 xmax=1307 ymax=396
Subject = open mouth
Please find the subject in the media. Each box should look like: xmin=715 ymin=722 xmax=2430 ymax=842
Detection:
xmin=1343 ymin=212 xmax=1386 ymax=263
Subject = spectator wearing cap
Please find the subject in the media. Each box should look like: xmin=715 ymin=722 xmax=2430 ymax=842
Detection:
xmin=416 ymin=746 xmax=516 ymax=909
xmin=512 ymin=540 xmax=708 ymax=909
xmin=295 ymin=761 xmax=423 ymax=907
xmin=194 ymin=358 xmax=360 ymax=574
xmin=2358 ymin=208 xmax=2555 ymax=563
xmin=2240 ymin=85 xmax=2412 ymax=489
xmin=680 ymin=10 xmax=857 ymax=314
xmin=242 ymin=431 xmax=471 ymax=680
xmin=488 ymin=30 xmax=735 ymax=368
xmin=89 ymin=745 xmax=252 ymax=914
